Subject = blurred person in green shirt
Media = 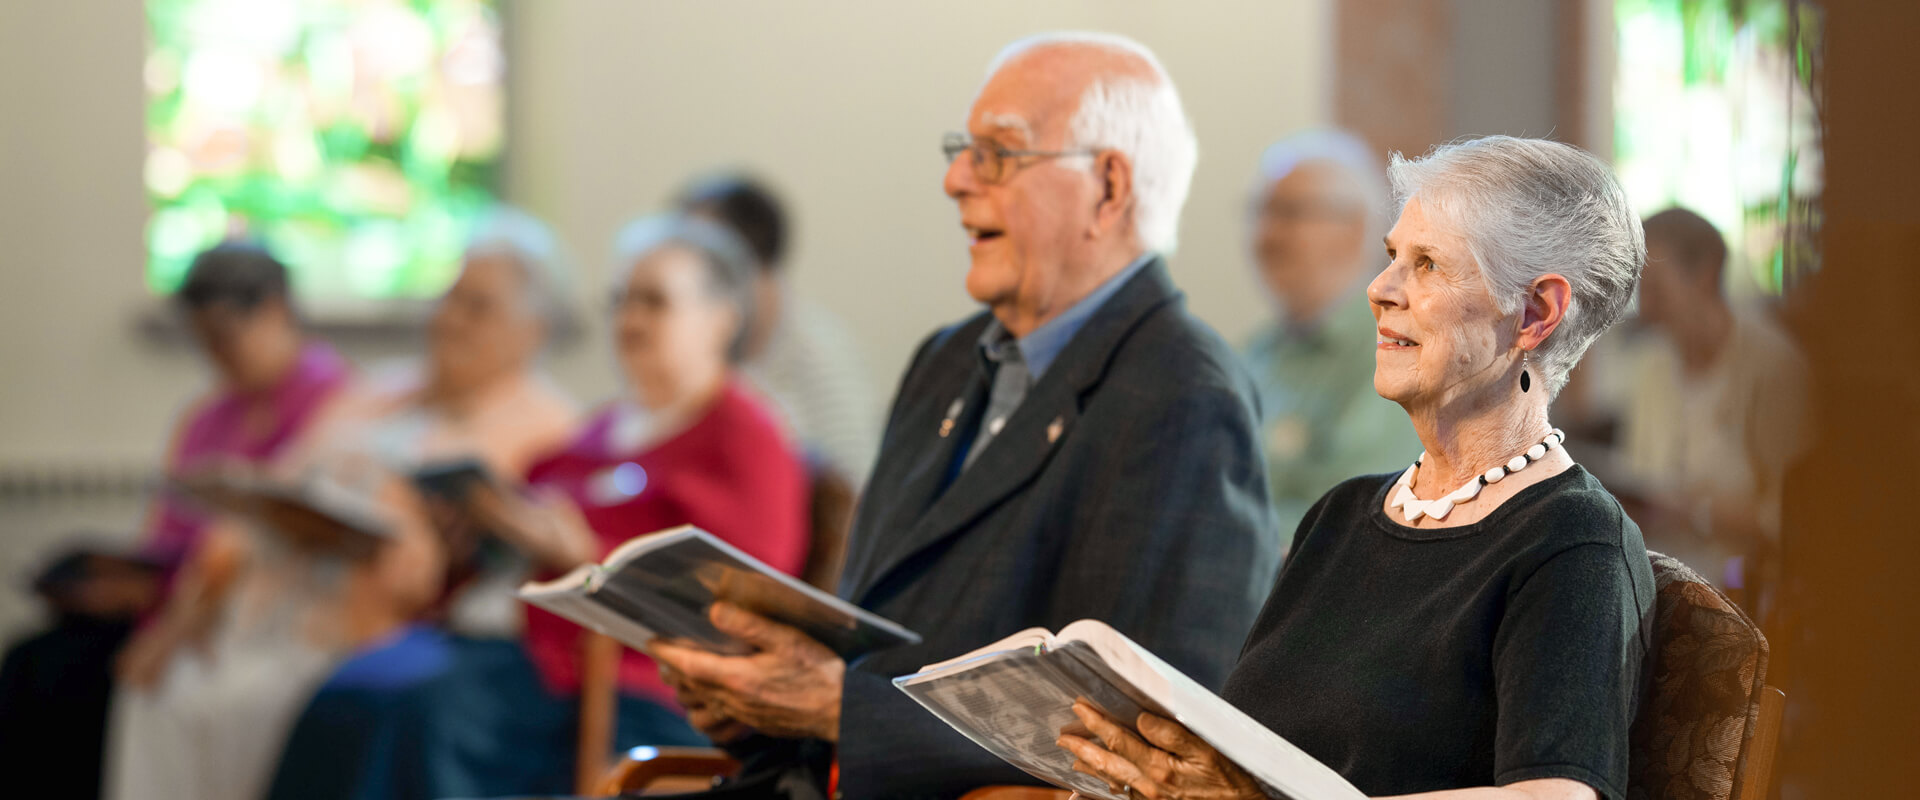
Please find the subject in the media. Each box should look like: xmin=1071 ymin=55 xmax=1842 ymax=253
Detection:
xmin=1242 ymin=130 xmax=1419 ymax=548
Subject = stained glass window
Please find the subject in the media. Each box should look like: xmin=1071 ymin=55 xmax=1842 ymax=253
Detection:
xmin=145 ymin=0 xmax=505 ymax=315
xmin=1615 ymin=0 xmax=1822 ymax=295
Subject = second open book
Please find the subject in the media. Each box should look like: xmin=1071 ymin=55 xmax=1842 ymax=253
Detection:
xmin=894 ymin=620 xmax=1365 ymax=800
xmin=518 ymin=525 xmax=918 ymax=660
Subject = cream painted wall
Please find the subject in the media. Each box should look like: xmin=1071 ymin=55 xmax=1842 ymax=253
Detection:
xmin=510 ymin=1 xmax=1332 ymax=406
xmin=0 ymin=1 xmax=1328 ymax=633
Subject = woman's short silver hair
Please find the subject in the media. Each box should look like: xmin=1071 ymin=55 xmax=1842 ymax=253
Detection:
xmin=987 ymin=32 xmax=1199 ymax=255
xmin=611 ymin=213 xmax=760 ymax=364
xmin=1388 ymin=136 xmax=1645 ymax=397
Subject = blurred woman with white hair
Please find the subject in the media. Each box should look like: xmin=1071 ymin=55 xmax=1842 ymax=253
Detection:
xmin=250 ymin=208 xmax=587 ymax=800
xmin=1061 ymin=136 xmax=1654 ymax=800
xmin=443 ymin=213 xmax=812 ymax=795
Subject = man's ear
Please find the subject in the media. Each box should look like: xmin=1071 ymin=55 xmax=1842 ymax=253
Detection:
xmin=1091 ymin=150 xmax=1135 ymax=238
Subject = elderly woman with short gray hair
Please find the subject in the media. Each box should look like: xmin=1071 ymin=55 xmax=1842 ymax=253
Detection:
xmin=468 ymin=213 xmax=815 ymax=794
xmin=1060 ymin=136 xmax=1655 ymax=800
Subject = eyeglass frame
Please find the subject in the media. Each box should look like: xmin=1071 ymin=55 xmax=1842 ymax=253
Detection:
xmin=942 ymin=132 xmax=1101 ymax=183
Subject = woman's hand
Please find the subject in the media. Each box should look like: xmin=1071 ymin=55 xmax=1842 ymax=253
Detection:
xmin=469 ymin=485 xmax=598 ymax=570
xmin=1057 ymin=701 xmax=1266 ymax=800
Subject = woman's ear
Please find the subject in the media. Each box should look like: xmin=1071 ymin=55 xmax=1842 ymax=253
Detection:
xmin=715 ymin=301 xmax=746 ymax=362
xmin=1518 ymin=273 xmax=1572 ymax=351
xmin=1090 ymin=150 xmax=1135 ymax=238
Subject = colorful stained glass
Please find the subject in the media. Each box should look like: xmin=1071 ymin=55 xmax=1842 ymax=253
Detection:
xmin=1615 ymin=0 xmax=1823 ymax=295
xmin=145 ymin=0 xmax=504 ymax=312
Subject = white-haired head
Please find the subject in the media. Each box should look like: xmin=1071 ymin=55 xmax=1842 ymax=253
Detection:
xmin=611 ymin=213 xmax=761 ymax=364
xmin=1388 ymin=136 xmax=1645 ymax=397
xmin=463 ymin=206 xmax=572 ymax=324
xmin=986 ymin=32 xmax=1199 ymax=255
xmin=1255 ymin=128 xmax=1390 ymax=241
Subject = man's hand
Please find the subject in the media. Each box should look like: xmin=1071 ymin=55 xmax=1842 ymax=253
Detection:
xmin=659 ymin=660 xmax=757 ymax=744
xmin=647 ymin=602 xmax=846 ymax=741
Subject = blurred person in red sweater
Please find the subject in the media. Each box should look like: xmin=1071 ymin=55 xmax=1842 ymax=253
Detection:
xmin=433 ymin=214 xmax=811 ymax=795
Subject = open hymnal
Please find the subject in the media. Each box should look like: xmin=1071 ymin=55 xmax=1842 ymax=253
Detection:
xmin=168 ymin=467 xmax=392 ymax=559
xmin=517 ymin=525 xmax=919 ymax=659
xmin=894 ymin=620 xmax=1365 ymax=800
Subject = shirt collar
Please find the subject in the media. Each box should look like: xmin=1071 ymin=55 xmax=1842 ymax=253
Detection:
xmin=977 ymin=253 xmax=1155 ymax=381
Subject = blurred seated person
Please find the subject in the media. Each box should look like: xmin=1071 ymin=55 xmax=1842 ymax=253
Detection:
xmin=1243 ymin=129 xmax=1419 ymax=545
xmin=1062 ymin=137 xmax=1653 ymax=800
xmin=107 ymin=454 xmax=444 ymax=800
xmin=676 ymin=174 xmax=882 ymax=488
xmin=311 ymin=207 xmax=580 ymax=634
xmin=261 ymin=210 xmax=582 ymax=800
xmin=0 ymin=544 xmax=161 ymax=800
xmin=1615 ymin=207 xmax=1808 ymax=593
xmin=435 ymin=214 xmax=811 ymax=795
xmin=144 ymin=243 xmax=354 ymax=573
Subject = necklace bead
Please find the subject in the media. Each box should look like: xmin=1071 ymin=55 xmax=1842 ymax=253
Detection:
xmin=1389 ymin=429 xmax=1566 ymax=523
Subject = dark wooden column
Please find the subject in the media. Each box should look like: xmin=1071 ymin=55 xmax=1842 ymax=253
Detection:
xmin=1776 ymin=0 xmax=1920 ymax=795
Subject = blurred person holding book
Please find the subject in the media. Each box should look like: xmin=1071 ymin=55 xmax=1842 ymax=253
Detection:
xmin=431 ymin=214 xmax=811 ymax=796
xmin=107 ymin=453 xmax=445 ymax=800
xmin=0 ymin=544 xmax=162 ymax=800
xmin=304 ymin=206 xmax=581 ymax=632
xmin=143 ymin=243 xmax=354 ymax=574
xmin=260 ymin=209 xmax=584 ymax=800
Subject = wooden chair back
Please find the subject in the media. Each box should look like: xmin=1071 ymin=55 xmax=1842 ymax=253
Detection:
xmin=594 ymin=745 xmax=739 ymax=796
xmin=1628 ymin=551 xmax=1779 ymax=800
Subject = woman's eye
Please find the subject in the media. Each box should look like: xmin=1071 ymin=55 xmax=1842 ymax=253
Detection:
xmin=1420 ymin=258 xmax=1437 ymax=272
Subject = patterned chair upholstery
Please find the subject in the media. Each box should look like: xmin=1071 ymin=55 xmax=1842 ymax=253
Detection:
xmin=1627 ymin=552 xmax=1771 ymax=800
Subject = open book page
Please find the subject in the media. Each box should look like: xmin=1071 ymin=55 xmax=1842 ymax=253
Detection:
xmin=908 ymin=627 xmax=1056 ymax=674
xmin=895 ymin=645 xmax=1145 ymax=800
xmin=168 ymin=469 xmax=391 ymax=558
xmin=895 ymin=620 xmax=1367 ymax=800
xmin=516 ymin=526 xmax=918 ymax=660
xmin=519 ymin=579 xmax=662 ymax=651
xmin=1078 ymin=628 xmax=1365 ymax=800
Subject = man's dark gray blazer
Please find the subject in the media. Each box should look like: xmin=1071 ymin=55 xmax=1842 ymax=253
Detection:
xmin=821 ymin=257 xmax=1280 ymax=798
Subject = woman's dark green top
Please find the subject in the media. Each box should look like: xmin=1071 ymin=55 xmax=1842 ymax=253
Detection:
xmin=1221 ymin=466 xmax=1654 ymax=800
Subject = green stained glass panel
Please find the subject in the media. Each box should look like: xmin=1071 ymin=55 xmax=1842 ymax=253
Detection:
xmin=145 ymin=0 xmax=505 ymax=309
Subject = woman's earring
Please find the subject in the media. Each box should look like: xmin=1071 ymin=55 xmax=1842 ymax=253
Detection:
xmin=1520 ymin=354 xmax=1532 ymax=393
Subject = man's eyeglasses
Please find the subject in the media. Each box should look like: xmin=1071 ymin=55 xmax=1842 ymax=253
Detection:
xmin=942 ymin=132 xmax=1098 ymax=184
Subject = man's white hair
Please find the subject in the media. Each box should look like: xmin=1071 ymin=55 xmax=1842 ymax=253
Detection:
xmin=986 ymin=32 xmax=1199 ymax=255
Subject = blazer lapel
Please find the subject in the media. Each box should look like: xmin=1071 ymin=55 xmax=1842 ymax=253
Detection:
xmin=837 ymin=352 xmax=990 ymax=598
xmin=849 ymin=258 xmax=1184 ymax=607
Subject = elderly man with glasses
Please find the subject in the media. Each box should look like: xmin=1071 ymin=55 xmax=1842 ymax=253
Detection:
xmin=650 ymin=32 xmax=1279 ymax=800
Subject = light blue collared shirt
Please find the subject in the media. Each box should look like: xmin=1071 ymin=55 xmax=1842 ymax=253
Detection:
xmin=959 ymin=253 xmax=1154 ymax=470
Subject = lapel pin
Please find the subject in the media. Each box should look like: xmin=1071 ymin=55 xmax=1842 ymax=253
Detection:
xmin=939 ymin=398 xmax=964 ymax=438
xmin=1046 ymin=416 xmax=1064 ymax=444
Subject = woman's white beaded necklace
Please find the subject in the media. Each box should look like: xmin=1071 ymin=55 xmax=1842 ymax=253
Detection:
xmin=1389 ymin=429 xmax=1566 ymax=523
